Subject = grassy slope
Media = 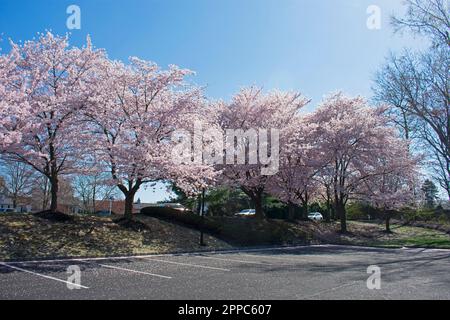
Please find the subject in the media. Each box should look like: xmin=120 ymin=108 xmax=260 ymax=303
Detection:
xmin=0 ymin=214 xmax=449 ymax=261
xmin=0 ymin=213 xmax=231 ymax=261
xmin=337 ymin=221 xmax=450 ymax=248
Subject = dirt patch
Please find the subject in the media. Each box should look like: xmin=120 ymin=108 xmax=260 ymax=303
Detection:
xmin=33 ymin=210 xmax=74 ymax=222
xmin=113 ymin=217 xmax=150 ymax=232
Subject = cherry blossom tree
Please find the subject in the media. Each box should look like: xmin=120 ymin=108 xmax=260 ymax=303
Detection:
xmin=309 ymin=92 xmax=413 ymax=233
xmin=315 ymin=169 xmax=335 ymax=222
xmin=268 ymin=117 xmax=322 ymax=220
xmin=0 ymin=32 xmax=104 ymax=213
xmin=87 ymin=57 xmax=214 ymax=218
xmin=217 ymin=87 xmax=309 ymax=219
xmin=356 ymin=144 xmax=419 ymax=232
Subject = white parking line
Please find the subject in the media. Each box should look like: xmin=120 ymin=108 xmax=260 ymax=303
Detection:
xmin=142 ymin=258 xmax=230 ymax=271
xmin=75 ymin=259 xmax=172 ymax=279
xmin=0 ymin=245 xmax=321 ymax=265
xmin=90 ymin=263 xmax=172 ymax=279
xmin=238 ymin=253 xmax=306 ymax=263
xmin=0 ymin=262 xmax=89 ymax=289
xmin=196 ymin=255 xmax=273 ymax=265
xmin=3 ymin=244 xmax=426 ymax=265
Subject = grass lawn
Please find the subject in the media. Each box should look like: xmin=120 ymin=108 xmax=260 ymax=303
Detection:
xmin=339 ymin=221 xmax=450 ymax=249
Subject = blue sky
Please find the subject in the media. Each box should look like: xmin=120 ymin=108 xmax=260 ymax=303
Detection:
xmin=0 ymin=0 xmax=428 ymax=202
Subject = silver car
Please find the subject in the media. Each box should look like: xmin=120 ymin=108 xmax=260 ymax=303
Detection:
xmin=235 ymin=209 xmax=256 ymax=216
xmin=308 ymin=212 xmax=323 ymax=221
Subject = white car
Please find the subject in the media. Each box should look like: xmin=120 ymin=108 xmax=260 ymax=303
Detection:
xmin=163 ymin=203 xmax=189 ymax=212
xmin=308 ymin=212 xmax=323 ymax=221
xmin=235 ymin=209 xmax=256 ymax=216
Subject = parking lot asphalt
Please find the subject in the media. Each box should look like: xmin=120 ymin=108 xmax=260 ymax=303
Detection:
xmin=1 ymin=244 xmax=449 ymax=300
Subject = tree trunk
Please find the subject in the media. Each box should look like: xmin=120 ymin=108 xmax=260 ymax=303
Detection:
xmin=124 ymin=192 xmax=135 ymax=220
xmin=302 ymin=190 xmax=309 ymax=219
xmin=302 ymin=203 xmax=308 ymax=220
xmin=92 ymin=185 xmax=96 ymax=214
xmin=254 ymin=195 xmax=264 ymax=220
xmin=242 ymin=188 xmax=265 ymax=220
xmin=385 ymin=213 xmax=391 ymax=233
xmin=12 ymin=196 xmax=17 ymax=211
xmin=117 ymin=179 xmax=142 ymax=220
xmin=325 ymin=198 xmax=331 ymax=223
xmin=49 ymin=176 xmax=58 ymax=213
xmin=336 ymin=201 xmax=347 ymax=233
xmin=197 ymin=194 xmax=202 ymax=215
xmin=288 ymin=202 xmax=296 ymax=221
xmin=41 ymin=178 xmax=50 ymax=211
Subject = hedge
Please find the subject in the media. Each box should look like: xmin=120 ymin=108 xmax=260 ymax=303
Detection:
xmin=140 ymin=206 xmax=307 ymax=246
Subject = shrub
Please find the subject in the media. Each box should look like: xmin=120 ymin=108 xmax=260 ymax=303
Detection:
xmin=141 ymin=206 xmax=306 ymax=246
xmin=415 ymin=208 xmax=437 ymax=221
xmin=398 ymin=207 xmax=416 ymax=222
xmin=396 ymin=206 xmax=450 ymax=223
xmin=264 ymin=198 xmax=289 ymax=219
xmin=346 ymin=202 xmax=380 ymax=220
xmin=206 ymin=188 xmax=252 ymax=217
xmin=438 ymin=214 xmax=449 ymax=225
xmin=140 ymin=206 xmax=220 ymax=233
xmin=309 ymin=202 xmax=325 ymax=214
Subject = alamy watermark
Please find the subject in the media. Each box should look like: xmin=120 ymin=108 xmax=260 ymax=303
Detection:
xmin=66 ymin=265 xmax=82 ymax=289
xmin=171 ymin=121 xmax=280 ymax=175
xmin=366 ymin=265 xmax=381 ymax=290
xmin=366 ymin=4 xmax=381 ymax=30
xmin=66 ymin=5 xmax=81 ymax=30
xmin=366 ymin=5 xmax=381 ymax=30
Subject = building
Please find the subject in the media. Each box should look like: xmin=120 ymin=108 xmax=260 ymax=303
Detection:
xmin=94 ymin=200 xmax=126 ymax=215
xmin=57 ymin=203 xmax=83 ymax=214
xmin=0 ymin=193 xmax=33 ymax=213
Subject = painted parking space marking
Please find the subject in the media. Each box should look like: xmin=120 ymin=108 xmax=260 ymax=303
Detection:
xmin=76 ymin=260 xmax=172 ymax=279
xmin=96 ymin=263 xmax=172 ymax=279
xmin=2 ymin=244 xmax=422 ymax=266
xmin=196 ymin=255 xmax=274 ymax=265
xmin=238 ymin=253 xmax=310 ymax=263
xmin=142 ymin=257 xmax=230 ymax=271
xmin=0 ymin=262 xmax=89 ymax=289
xmin=0 ymin=245 xmax=324 ymax=265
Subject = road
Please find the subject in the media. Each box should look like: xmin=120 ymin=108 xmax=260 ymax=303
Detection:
xmin=1 ymin=245 xmax=449 ymax=299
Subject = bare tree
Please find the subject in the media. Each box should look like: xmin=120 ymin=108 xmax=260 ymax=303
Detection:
xmin=0 ymin=159 xmax=35 ymax=208
xmin=373 ymin=52 xmax=420 ymax=142
xmin=0 ymin=176 xmax=7 ymax=194
xmin=73 ymin=173 xmax=119 ymax=213
xmin=374 ymin=0 xmax=450 ymax=199
xmin=31 ymin=176 xmax=51 ymax=211
xmin=391 ymin=0 xmax=450 ymax=47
